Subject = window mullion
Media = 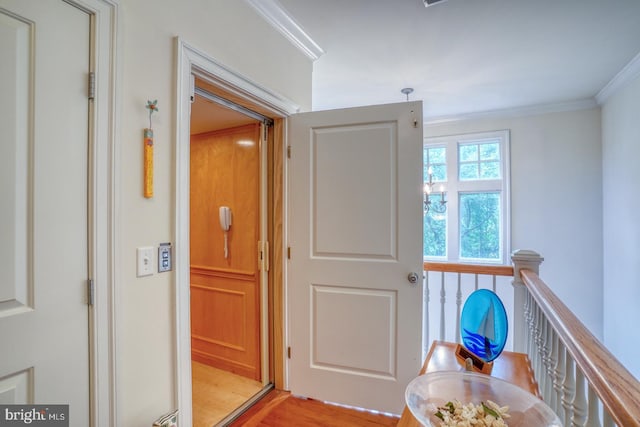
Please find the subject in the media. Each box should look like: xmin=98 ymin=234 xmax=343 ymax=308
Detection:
xmin=446 ymin=139 xmax=459 ymax=262
xmin=458 ymin=180 xmax=502 ymax=192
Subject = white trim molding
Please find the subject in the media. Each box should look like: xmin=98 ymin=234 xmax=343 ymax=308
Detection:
xmin=425 ymin=98 xmax=598 ymax=126
xmin=68 ymin=0 xmax=119 ymax=426
xmin=244 ymin=0 xmax=324 ymax=61
xmin=185 ymin=42 xmax=300 ymax=116
xmin=596 ymin=50 xmax=640 ymax=104
xmin=174 ymin=37 xmax=298 ymax=427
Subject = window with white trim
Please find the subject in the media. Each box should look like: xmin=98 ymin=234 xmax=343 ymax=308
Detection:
xmin=423 ymin=130 xmax=511 ymax=264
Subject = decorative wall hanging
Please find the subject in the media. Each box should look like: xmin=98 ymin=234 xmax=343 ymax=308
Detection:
xmin=144 ymin=99 xmax=158 ymax=198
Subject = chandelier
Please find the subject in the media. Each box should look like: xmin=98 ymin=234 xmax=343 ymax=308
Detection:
xmin=424 ymin=166 xmax=447 ymax=215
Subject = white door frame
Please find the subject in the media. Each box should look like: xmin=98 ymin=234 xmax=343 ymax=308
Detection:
xmin=67 ymin=0 xmax=118 ymax=426
xmin=174 ymin=38 xmax=299 ymax=427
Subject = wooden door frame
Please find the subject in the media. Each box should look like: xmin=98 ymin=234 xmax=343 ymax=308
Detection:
xmin=174 ymin=38 xmax=298 ymax=427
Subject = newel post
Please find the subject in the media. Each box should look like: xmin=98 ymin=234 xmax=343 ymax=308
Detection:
xmin=511 ymin=249 xmax=544 ymax=353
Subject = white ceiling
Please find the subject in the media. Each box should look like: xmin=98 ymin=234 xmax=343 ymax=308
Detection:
xmin=275 ymin=0 xmax=640 ymax=120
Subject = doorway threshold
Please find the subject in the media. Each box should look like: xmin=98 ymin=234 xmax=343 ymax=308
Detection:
xmin=215 ymin=383 xmax=275 ymax=426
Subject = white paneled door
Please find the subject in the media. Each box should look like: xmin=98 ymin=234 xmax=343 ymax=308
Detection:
xmin=0 ymin=0 xmax=90 ymax=423
xmin=287 ymin=101 xmax=424 ymax=414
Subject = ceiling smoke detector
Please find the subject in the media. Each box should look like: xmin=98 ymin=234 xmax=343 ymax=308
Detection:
xmin=424 ymin=0 xmax=449 ymax=6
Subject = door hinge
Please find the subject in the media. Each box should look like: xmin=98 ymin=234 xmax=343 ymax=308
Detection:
xmin=87 ymin=279 xmax=95 ymax=306
xmin=263 ymin=120 xmax=270 ymax=141
xmin=287 ymin=145 xmax=291 ymax=159
xmin=258 ymin=241 xmax=270 ymax=271
xmin=287 ymin=347 xmax=291 ymax=359
xmin=88 ymin=72 xmax=96 ymax=100
xmin=411 ymin=109 xmax=418 ymax=128
xmin=287 ymin=246 xmax=291 ymax=259
xmin=189 ymin=73 xmax=195 ymax=103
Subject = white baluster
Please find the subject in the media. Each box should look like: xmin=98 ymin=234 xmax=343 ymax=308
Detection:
xmin=492 ymin=274 xmax=496 ymax=292
xmin=532 ymin=303 xmax=543 ymax=383
xmin=547 ymin=330 xmax=558 ymax=411
xmin=474 ymin=273 xmax=479 ymax=290
xmin=539 ymin=318 xmax=549 ymax=398
xmin=535 ymin=315 xmax=544 ymax=394
xmin=439 ymin=272 xmax=446 ymax=341
xmin=528 ymin=300 xmax=537 ymax=374
xmin=587 ymin=386 xmax=602 ymax=427
xmin=546 ymin=324 xmax=555 ymax=404
xmin=524 ymin=291 xmax=533 ymax=359
xmin=562 ymin=352 xmax=576 ymax=426
xmin=571 ymin=369 xmax=587 ymax=427
xmin=554 ymin=336 xmax=566 ymax=417
xmin=571 ymin=369 xmax=588 ymax=426
xmin=455 ymin=273 xmax=462 ymax=343
xmin=422 ymin=270 xmax=430 ymax=360
xmin=522 ymin=290 xmax=529 ymax=353
xmin=535 ymin=305 xmax=545 ymax=386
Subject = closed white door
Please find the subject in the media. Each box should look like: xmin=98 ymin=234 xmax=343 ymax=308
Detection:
xmin=0 ymin=0 xmax=90 ymax=423
xmin=287 ymin=101 xmax=423 ymax=414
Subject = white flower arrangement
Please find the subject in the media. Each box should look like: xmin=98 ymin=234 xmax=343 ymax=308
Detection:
xmin=434 ymin=399 xmax=510 ymax=427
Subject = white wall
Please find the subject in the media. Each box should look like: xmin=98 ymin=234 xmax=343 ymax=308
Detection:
xmin=117 ymin=1 xmax=312 ymax=425
xmin=601 ymin=73 xmax=640 ymax=381
xmin=425 ymin=108 xmax=603 ymax=338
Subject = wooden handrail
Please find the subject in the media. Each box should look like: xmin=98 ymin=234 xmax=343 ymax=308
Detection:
xmin=521 ymin=269 xmax=640 ymax=427
xmin=424 ymin=261 xmax=514 ymax=277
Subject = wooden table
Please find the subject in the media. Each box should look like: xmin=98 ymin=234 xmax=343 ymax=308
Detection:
xmin=397 ymin=340 xmax=539 ymax=427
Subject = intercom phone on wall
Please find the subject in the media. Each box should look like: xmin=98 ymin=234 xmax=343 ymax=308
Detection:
xmin=219 ymin=206 xmax=232 ymax=258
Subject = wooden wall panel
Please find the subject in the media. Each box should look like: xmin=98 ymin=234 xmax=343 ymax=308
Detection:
xmin=190 ymin=124 xmax=260 ymax=272
xmin=190 ymin=123 xmax=261 ymax=381
xmin=191 ymin=268 xmax=260 ymax=380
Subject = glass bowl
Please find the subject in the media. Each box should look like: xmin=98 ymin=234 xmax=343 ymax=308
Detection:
xmin=405 ymin=371 xmax=562 ymax=426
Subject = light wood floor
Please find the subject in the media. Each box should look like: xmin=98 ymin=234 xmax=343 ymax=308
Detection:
xmin=192 ymin=361 xmax=263 ymax=427
xmin=229 ymin=390 xmax=399 ymax=427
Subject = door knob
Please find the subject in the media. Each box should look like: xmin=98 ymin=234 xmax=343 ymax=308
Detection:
xmin=407 ymin=272 xmax=420 ymax=284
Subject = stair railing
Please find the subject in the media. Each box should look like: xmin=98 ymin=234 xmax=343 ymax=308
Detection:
xmin=423 ymin=250 xmax=640 ymax=426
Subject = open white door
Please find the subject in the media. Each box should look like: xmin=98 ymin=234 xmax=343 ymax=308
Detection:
xmin=0 ymin=0 xmax=90 ymax=423
xmin=287 ymin=101 xmax=423 ymax=414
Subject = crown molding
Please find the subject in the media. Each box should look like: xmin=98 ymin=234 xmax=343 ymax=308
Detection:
xmin=596 ymin=51 xmax=640 ymax=104
xmin=424 ymin=98 xmax=599 ymax=126
xmin=244 ymin=0 xmax=324 ymax=61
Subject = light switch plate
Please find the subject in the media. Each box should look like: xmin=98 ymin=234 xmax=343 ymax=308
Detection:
xmin=137 ymin=246 xmax=154 ymax=277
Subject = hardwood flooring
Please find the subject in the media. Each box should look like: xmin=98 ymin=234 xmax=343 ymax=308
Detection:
xmin=192 ymin=362 xmax=263 ymax=427
xmin=192 ymin=362 xmax=399 ymax=426
xmin=228 ymin=390 xmax=399 ymax=427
